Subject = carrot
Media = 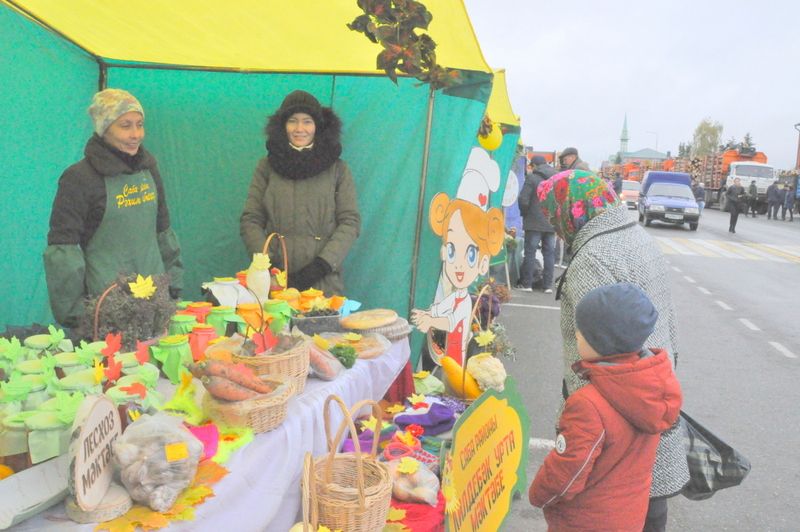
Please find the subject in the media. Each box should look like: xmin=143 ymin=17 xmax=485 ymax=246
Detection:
xmin=197 ymin=360 xmax=274 ymax=394
xmin=201 ymin=375 xmax=260 ymax=401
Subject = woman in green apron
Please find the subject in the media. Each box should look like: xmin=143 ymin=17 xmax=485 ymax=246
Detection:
xmin=44 ymin=88 xmax=183 ymax=329
xmin=239 ymin=90 xmax=361 ymax=296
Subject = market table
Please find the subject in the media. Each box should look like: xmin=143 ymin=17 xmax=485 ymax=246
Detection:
xmin=11 ymin=338 xmax=411 ymax=532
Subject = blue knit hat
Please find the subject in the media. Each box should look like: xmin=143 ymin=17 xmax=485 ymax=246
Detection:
xmin=575 ymin=283 xmax=658 ymax=356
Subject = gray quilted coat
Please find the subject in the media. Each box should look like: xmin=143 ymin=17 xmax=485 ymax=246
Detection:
xmin=559 ymin=203 xmax=689 ymax=497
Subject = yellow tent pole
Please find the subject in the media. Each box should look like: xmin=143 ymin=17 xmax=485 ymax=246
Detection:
xmin=408 ymin=87 xmax=436 ymax=322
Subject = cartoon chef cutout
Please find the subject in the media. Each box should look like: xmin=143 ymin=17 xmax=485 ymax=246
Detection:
xmin=412 ymin=148 xmax=505 ymax=365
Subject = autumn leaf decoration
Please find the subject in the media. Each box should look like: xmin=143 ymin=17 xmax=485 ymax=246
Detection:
xmin=101 ymin=332 xmax=122 ymax=358
xmin=128 ymin=274 xmax=157 ymax=299
xmin=347 ymin=0 xmax=460 ymax=90
xmin=103 ymin=354 xmax=123 ymax=383
xmin=135 ymin=340 xmax=150 ymax=365
xmin=474 ymin=329 xmax=496 ymax=347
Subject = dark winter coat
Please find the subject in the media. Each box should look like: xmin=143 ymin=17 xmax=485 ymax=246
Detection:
xmin=767 ymin=183 xmax=782 ymax=203
xmin=693 ymin=184 xmax=706 ymax=202
xmin=44 ymin=135 xmax=183 ymax=327
xmin=240 ymin=105 xmax=360 ymax=296
xmin=785 ymin=189 xmax=796 ymax=209
xmin=518 ymin=164 xmax=556 ymax=232
xmin=530 ymin=349 xmax=682 ymax=531
xmin=726 ymin=185 xmax=747 ymax=210
xmin=558 ymin=203 xmax=689 ymax=497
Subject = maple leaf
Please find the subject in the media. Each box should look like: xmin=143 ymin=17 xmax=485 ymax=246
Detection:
xmin=120 ymin=382 xmax=147 ymax=399
xmin=408 ymin=393 xmax=426 ymax=406
xmin=101 ymin=332 xmax=122 ymax=358
xmin=95 ymin=505 xmax=170 ymax=532
xmin=385 ymin=404 xmax=405 ymax=415
xmin=343 ymin=332 xmax=363 ymax=343
xmin=412 ymin=370 xmax=430 ymax=379
xmin=396 ymin=457 xmax=419 ymax=474
xmin=359 ymin=415 xmax=379 ymax=433
xmin=177 ymin=370 xmax=194 ymax=396
xmin=312 ymin=334 xmax=330 ymax=350
xmin=275 ymin=270 xmax=287 ymax=288
xmin=135 ymin=340 xmax=150 ymax=364
xmin=382 ymin=523 xmax=411 ymax=532
xmin=104 ymin=354 xmax=123 ymax=383
xmin=128 ymin=409 xmax=142 ymax=422
xmin=193 ymin=460 xmax=229 ymax=486
xmin=395 ymin=430 xmax=416 ymax=447
xmin=93 ymin=357 xmax=104 ymax=384
xmin=128 ymin=274 xmax=157 ymax=299
xmin=474 ymin=329 xmax=496 ymax=347
xmin=252 ymin=330 xmax=277 ymax=353
xmin=386 ymin=507 xmax=407 ymax=522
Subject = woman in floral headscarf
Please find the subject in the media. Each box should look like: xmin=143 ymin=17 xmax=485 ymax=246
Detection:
xmin=537 ymin=170 xmax=688 ymax=532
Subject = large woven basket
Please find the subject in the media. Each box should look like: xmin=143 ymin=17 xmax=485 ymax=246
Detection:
xmin=202 ymin=374 xmax=294 ymax=433
xmin=232 ymin=335 xmax=310 ymax=392
xmin=301 ymin=396 xmax=392 ymax=532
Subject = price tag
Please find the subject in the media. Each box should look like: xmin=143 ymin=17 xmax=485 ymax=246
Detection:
xmin=164 ymin=442 xmax=189 ymax=462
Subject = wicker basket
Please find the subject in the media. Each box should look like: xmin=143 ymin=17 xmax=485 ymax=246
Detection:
xmin=301 ymin=396 xmax=392 ymax=532
xmin=202 ymin=374 xmax=294 ymax=433
xmin=231 ymin=335 xmax=310 ymax=392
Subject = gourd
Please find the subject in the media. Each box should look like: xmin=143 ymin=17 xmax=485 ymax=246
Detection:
xmin=441 ymin=356 xmax=481 ymax=399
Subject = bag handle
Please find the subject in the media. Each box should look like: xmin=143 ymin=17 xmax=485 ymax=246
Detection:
xmin=301 ymin=452 xmax=318 ymax=531
xmin=262 ymin=232 xmax=289 ymax=277
xmin=93 ymin=281 xmax=120 ymax=341
xmin=322 ymin=395 xmax=382 ymax=510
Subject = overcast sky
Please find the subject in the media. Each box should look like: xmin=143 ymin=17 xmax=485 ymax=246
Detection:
xmin=463 ymin=0 xmax=800 ymax=171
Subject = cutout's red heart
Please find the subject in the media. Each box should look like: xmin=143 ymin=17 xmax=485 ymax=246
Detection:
xmin=478 ymin=193 xmax=488 ymax=206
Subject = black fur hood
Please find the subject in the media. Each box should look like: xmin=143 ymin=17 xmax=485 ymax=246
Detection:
xmin=265 ymin=101 xmax=343 ymax=180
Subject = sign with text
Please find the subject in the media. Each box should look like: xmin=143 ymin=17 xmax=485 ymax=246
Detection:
xmin=444 ymin=378 xmax=530 ymax=532
xmin=68 ymin=395 xmax=121 ymax=511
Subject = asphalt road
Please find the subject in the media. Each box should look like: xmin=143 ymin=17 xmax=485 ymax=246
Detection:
xmin=500 ymin=206 xmax=800 ymax=531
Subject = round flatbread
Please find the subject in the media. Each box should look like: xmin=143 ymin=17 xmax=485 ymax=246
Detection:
xmin=340 ymin=309 xmax=398 ymax=330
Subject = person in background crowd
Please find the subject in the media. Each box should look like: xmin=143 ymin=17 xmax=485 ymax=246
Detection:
xmin=529 ymin=283 xmax=682 ymax=532
xmin=44 ymin=88 xmax=183 ymax=330
xmin=517 ymin=155 xmax=557 ymax=293
xmin=692 ymin=181 xmax=706 ymax=214
xmin=558 ymin=147 xmax=590 ymax=171
xmin=747 ymin=180 xmax=758 ymax=217
xmin=726 ymin=177 xmax=747 ymax=233
xmin=782 ymin=185 xmax=795 ymax=221
xmin=240 ymin=90 xmax=361 ymax=295
xmin=613 ymin=172 xmax=623 ymax=196
xmin=537 ymin=169 xmax=688 ymax=532
xmin=766 ymin=180 xmax=781 ymax=220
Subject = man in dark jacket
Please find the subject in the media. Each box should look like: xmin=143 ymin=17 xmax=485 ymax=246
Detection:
xmin=517 ymin=156 xmax=557 ymax=293
xmin=782 ymin=185 xmax=795 ymax=221
xmin=766 ymin=181 xmax=781 ymax=219
xmin=558 ymin=147 xmax=590 ymax=171
xmin=747 ymin=180 xmax=758 ymax=217
xmin=727 ymin=177 xmax=747 ymax=233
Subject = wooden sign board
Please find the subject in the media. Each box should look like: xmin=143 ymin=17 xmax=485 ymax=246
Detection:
xmin=67 ymin=395 xmax=122 ymax=511
xmin=443 ymin=378 xmax=530 ymax=532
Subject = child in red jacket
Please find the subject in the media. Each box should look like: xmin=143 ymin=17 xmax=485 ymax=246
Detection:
xmin=529 ymin=283 xmax=683 ymax=531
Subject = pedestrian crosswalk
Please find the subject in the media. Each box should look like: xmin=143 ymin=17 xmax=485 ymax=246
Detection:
xmin=655 ymin=237 xmax=800 ymax=263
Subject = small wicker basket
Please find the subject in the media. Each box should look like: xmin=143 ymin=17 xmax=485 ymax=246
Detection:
xmin=202 ymin=374 xmax=294 ymax=433
xmin=232 ymin=335 xmax=310 ymax=392
xmin=301 ymin=396 xmax=392 ymax=532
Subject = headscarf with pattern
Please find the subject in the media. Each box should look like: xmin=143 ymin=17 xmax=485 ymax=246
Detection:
xmin=537 ymin=169 xmax=620 ymax=246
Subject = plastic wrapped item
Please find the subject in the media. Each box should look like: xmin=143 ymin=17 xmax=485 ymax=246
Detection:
xmin=308 ymin=343 xmax=345 ymax=381
xmin=112 ymin=412 xmax=203 ymax=512
xmin=387 ymin=458 xmax=440 ymax=506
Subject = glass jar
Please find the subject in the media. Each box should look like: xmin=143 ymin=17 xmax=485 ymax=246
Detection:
xmin=189 ymin=324 xmax=218 ymax=362
xmin=20 ymin=374 xmax=50 ymax=410
xmin=150 ymin=335 xmax=191 ymax=384
xmin=0 ymin=411 xmax=35 ymax=473
xmin=54 ymin=351 xmax=84 ymax=378
xmin=169 ymin=314 xmax=198 ymax=336
xmin=207 ymin=305 xmax=235 ymax=336
xmin=24 ymin=411 xmax=69 ymax=464
xmin=185 ymin=302 xmax=213 ymax=324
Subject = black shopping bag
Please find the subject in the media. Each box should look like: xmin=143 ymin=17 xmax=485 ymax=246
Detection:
xmin=681 ymin=411 xmax=751 ymax=501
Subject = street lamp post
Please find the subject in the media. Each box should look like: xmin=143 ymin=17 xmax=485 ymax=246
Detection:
xmin=794 ymin=123 xmax=800 ymax=170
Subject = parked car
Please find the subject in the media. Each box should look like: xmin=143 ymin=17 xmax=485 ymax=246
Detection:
xmin=638 ymin=171 xmax=700 ymax=231
xmin=620 ymin=180 xmax=641 ymax=209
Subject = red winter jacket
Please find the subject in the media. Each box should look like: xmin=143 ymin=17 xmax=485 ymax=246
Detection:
xmin=529 ymin=349 xmax=682 ymax=531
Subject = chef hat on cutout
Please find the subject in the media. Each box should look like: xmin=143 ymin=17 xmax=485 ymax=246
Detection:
xmin=456 ymin=147 xmax=500 ymax=211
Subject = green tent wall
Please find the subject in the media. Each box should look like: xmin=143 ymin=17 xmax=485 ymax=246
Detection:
xmin=0 ymin=5 xmax=493 ymax=370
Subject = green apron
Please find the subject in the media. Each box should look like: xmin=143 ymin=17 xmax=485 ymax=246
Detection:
xmin=84 ymin=170 xmax=164 ymax=295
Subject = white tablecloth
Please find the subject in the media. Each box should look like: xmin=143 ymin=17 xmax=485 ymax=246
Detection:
xmin=12 ymin=339 xmax=410 ymax=532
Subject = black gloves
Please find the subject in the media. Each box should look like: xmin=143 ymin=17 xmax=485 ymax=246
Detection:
xmin=291 ymin=257 xmax=332 ymax=291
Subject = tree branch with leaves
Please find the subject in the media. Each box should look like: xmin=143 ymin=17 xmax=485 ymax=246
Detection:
xmin=347 ymin=0 xmax=460 ymax=90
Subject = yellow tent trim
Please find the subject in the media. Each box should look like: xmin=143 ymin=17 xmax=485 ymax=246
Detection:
xmin=486 ymin=68 xmax=519 ymax=127
xmin=4 ymin=0 xmax=491 ymax=74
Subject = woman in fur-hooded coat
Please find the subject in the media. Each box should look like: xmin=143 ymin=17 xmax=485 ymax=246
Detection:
xmin=240 ymin=90 xmax=361 ymax=296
